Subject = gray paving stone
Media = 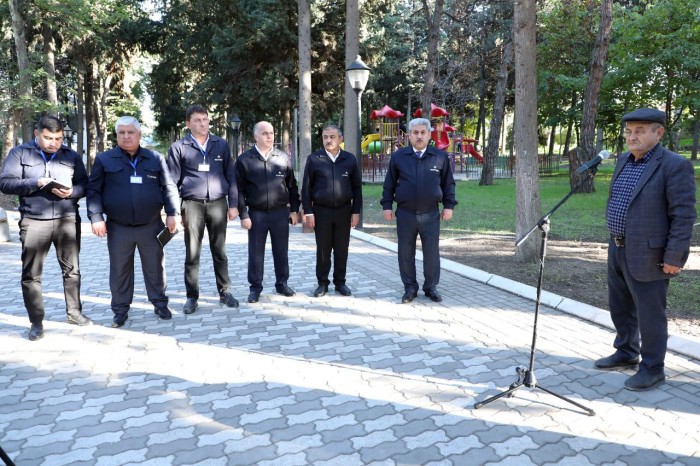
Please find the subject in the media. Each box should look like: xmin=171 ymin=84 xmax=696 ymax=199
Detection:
xmin=358 ymin=439 xmax=411 ymax=463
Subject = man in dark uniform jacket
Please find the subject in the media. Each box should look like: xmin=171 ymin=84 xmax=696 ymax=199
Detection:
xmin=381 ymin=117 xmax=457 ymax=304
xmin=0 ymin=115 xmax=93 ymax=340
xmin=301 ymin=124 xmax=362 ymax=297
xmin=595 ymin=108 xmax=696 ymax=391
xmin=235 ymin=121 xmax=301 ymax=304
xmin=167 ymin=104 xmax=239 ymax=315
xmin=87 ymin=116 xmax=180 ymax=328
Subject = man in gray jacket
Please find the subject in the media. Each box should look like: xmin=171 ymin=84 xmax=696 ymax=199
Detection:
xmin=595 ymin=108 xmax=696 ymax=391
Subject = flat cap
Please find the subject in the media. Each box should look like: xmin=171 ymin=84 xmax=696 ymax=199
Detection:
xmin=622 ymin=108 xmax=665 ymax=125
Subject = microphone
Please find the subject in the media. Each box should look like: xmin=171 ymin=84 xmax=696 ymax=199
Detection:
xmin=576 ymin=150 xmax=611 ymax=174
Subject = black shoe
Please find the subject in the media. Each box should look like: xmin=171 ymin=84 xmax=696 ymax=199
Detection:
xmin=275 ymin=285 xmax=296 ymax=297
xmin=401 ymin=290 xmax=418 ymax=304
xmin=220 ymin=292 xmax=239 ymax=308
xmin=335 ymin=284 xmax=352 ymax=296
xmin=594 ymin=353 xmax=641 ymax=369
xmin=28 ymin=323 xmax=44 ymax=341
xmin=154 ymin=307 xmax=172 ymax=320
xmin=67 ymin=312 xmax=93 ymax=326
xmin=183 ymin=298 xmax=198 ymax=314
xmin=424 ymin=290 xmax=442 ymax=302
xmin=624 ymin=369 xmax=666 ymax=391
xmin=112 ymin=314 xmax=128 ymax=328
xmin=313 ymin=285 xmax=328 ymax=298
xmin=248 ymin=291 xmax=260 ymax=303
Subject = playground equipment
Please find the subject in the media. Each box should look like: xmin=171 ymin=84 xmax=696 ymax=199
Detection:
xmin=414 ymin=103 xmax=484 ymax=164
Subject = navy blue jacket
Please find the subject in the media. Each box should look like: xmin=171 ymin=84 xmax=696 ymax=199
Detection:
xmin=166 ymin=133 xmax=238 ymax=207
xmin=381 ymin=146 xmax=457 ymax=214
xmin=235 ymin=147 xmax=301 ymax=219
xmin=301 ymin=149 xmax=362 ymax=215
xmin=87 ymin=146 xmax=180 ymax=226
xmin=0 ymin=142 xmax=87 ymax=220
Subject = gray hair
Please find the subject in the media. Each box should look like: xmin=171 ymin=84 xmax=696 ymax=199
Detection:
xmin=253 ymin=121 xmax=273 ymax=136
xmin=322 ymin=124 xmax=343 ymax=137
xmin=408 ymin=118 xmax=431 ymax=132
xmin=115 ymin=116 xmax=141 ymax=133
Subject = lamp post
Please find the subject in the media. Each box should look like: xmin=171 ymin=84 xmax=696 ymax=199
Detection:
xmin=63 ymin=124 xmax=73 ymax=150
xmin=346 ymin=55 xmax=371 ymax=228
xmin=228 ymin=114 xmax=242 ymax=159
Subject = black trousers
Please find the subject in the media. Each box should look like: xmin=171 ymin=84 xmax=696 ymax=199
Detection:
xmin=608 ymin=239 xmax=669 ymax=372
xmin=313 ymin=204 xmax=352 ymax=287
xmin=396 ymin=208 xmax=441 ymax=293
xmin=107 ymin=219 xmax=169 ymax=315
xmin=247 ymin=207 xmax=290 ymax=292
xmin=19 ymin=216 xmax=82 ymax=324
xmin=182 ymin=198 xmax=231 ymax=298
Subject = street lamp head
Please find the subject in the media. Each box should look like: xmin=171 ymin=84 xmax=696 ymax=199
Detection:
xmin=229 ymin=113 xmax=241 ymax=132
xmin=346 ymin=55 xmax=371 ymax=93
xmin=63 ymin=124 xmax=73 ymax=139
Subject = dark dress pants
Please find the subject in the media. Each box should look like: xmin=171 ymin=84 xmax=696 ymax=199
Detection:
xmin=608 ymin=240 xmax=669 ymax=372
xmin=19 ymin=216 xmax=82 ymax=324
xmin=396 ymin=208 xmax=441 ymax=293
xmin=247 ymin=207 xmax=290 ymax=293
xmin=107 ymin=219 xmax=169 ymax=315
xmin=313 ymin=204 xmax=352 ymax=287
xmin=182 ymin=198 xmax=231 ymax=298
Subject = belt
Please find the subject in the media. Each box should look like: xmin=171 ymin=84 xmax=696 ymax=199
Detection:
xmin=611 ymin=235 xmax=625 ymax=247
xmin=185 ymin=197 xmax=223 ymax=204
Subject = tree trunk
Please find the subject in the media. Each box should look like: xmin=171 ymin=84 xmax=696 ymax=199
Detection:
xmin=420 ymin=0 xmax=445 ymax=113
xmin=42 ymin=23 xmax=58 ymax=111
xmin=8 ymin=0 xmax=33 ymax=141
xmin=547 ymin=124 xmax=556 ymax=158
xmin=77 ymin=63 xmax=86 ymax=167
xmin=84 ymin=62 xmax=97 ymax=165
xmin=691 ymin=119 xmax=699 ymax=161
xmin=97 ymin=66 xmax=111 ymax=152
xmin=513 ymin=0 xmax=541 ymax=263
xmin=344 ymin=0 xmax=361 ymax=193
xmin=571 ymin=0 xmax=612 ymax=193
xmin=2 ymin=119 xmax=15 ymax=164
xmin=480 ymin=41 xmax=512 ymax=187
xmin=475 ymin=56 xmax=485 ymax=146
xmin=298 ymin=0 xmax=312 ymax=182
xmin=563 ymin=92 xmax=577 ymax=159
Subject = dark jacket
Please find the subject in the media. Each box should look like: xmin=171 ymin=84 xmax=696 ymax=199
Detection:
xmin=301 ymin=149 xmax=362 ymax=215
xmin=166 ymin=133 xmax=238 ymax=207
xmin=235 ymin=147 xmax=301 ymax=219
xmin=0 ymin=142 xmax=88 ymax=220
xmin=381 ymin=146 xmax=457 ymax=214
xmin=87 ymin=146 xmax=180 ymax=226
xmin=609 ymin=146 xmax=696 ymax=281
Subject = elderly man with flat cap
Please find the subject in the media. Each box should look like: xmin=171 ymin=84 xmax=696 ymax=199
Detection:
xmin=594 ymin=107 xmax=696 ymax=391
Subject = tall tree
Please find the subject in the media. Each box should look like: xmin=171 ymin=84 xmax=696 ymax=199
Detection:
xmin=298 ymin=0 xmax=312 ymax=177
xmin=7 ymin=0 xmax=33 ymax=141
xmin=344 ymin=0 xmax=361 ymax=168
xmin=419 ymin=0 xmax=446 ymax=113
xmin=513 ymin=0 xmax=541 ymax=263
xmin=571 ymin=0 xmax=613 ymax=193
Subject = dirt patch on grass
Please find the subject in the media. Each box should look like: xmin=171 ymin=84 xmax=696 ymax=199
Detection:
xmin=361 ymin=225 xmax=700 ymax=339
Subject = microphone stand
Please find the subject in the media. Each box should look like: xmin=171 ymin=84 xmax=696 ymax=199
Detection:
xmin=474 ymin=167 xmax=598 ymax=416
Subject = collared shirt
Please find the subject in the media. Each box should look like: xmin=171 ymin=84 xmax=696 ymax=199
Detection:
xmin=190 ymin=134 xmax=210 ymax=159
xmin=325 ymin=149 xmax=340 ymax=163
xmin=606 ymin=144 xmax=658 ymax=237
xmin=255 ymin=145 xmax=272 ymax=161
xmin=411 ymin=146 xmax=425 ymax=158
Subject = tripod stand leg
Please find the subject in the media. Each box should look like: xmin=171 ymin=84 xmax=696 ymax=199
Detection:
xmin=534 ymin=384 xmax=595 ymax=416
xmin=473 ymin=382 xmax=523 ymax=409
xmin=0 ymin=446 xmax=16 ymax=466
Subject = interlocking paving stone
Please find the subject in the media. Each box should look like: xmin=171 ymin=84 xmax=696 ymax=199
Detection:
xmin=1 ymin=218 xmax=700 ymax=465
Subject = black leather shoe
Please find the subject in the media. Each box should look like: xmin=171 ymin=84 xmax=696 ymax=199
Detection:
xmin=220 ymin=292 xmax=239 ymax=308
xmin=313 ymin=285 xmax=328 ymax=298
xmin=425 ymin=290 xmax=442 ymax=302
xmin=275 ymin=285 xmax=296 ymax=297
xmin=154 ymin=307 xmax=172 ymax=320
xmin=401 ymin=290 xmax=418 ymax=304
xmin=248 ymin=291 xmax=260 ymax=303
xmin=28 ymin=323 xmax=44 ymax=341
xmin=335 ymin=284 xmax=352 ymax=296
xmin=594 ymin=353 xmax=641 ymax=369
xmin=67 ymin=313 xmax=93 ymax=326
xmin=112 ymin=314 xmax=128 ymax=328
xmin=624 ymin=369 xmax=666 ymax=391
xmin=183 ymin=298 xmax=198 ymax=314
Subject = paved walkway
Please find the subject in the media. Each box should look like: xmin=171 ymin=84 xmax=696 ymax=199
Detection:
xmin=1 ymin=211 xmax=699 ymax=466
